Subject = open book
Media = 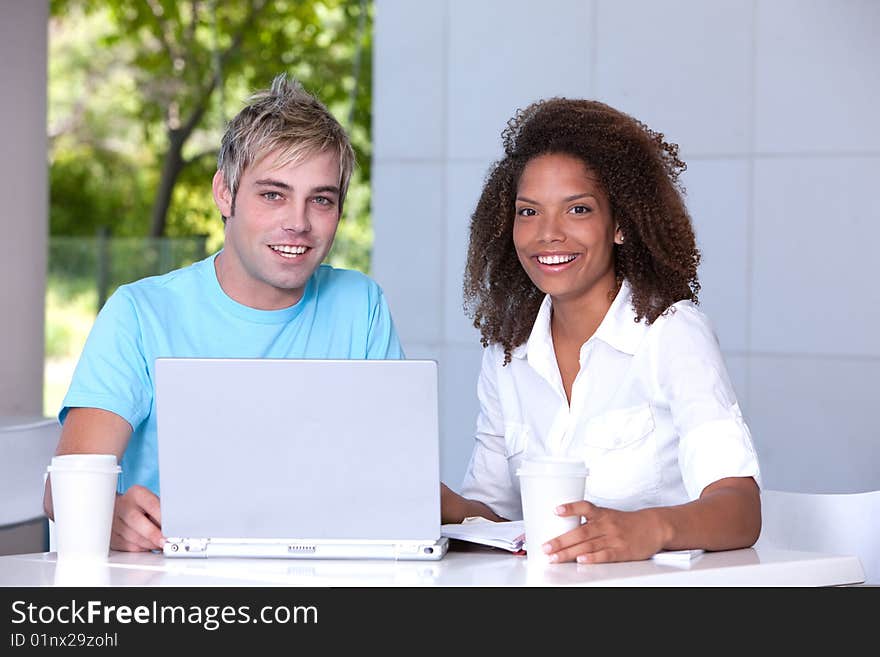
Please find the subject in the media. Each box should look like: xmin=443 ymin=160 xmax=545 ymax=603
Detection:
xmin=441 ymin=517 xmax=525 ymax=553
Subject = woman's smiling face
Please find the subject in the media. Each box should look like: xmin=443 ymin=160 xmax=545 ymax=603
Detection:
xmin=513 ymin=152 xmax=621 ymax=305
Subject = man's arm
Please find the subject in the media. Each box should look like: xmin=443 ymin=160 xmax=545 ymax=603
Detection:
xmin=43 ymin=407 xmax=163 ymax=552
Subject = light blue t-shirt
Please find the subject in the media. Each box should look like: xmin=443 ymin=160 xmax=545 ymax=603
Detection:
xmin=60 ymin=251 xmax=404 ymax=495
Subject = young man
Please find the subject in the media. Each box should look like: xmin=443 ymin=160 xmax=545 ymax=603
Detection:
xmin=43 ymin=74 xmax=404 ymax=551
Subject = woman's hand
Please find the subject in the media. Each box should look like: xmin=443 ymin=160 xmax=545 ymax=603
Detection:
xmin=541 ymin=477 xmax=761 ymax=563
xmin=541 ymin=501 xmax=669 ymax=564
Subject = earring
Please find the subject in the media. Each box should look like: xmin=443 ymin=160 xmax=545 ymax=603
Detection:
xmin=614 ymin=229 xmax=624 ymax=245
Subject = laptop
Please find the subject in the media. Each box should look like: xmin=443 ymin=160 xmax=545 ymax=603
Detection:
xmin=155 ymin=358 xmax=448 ymax=561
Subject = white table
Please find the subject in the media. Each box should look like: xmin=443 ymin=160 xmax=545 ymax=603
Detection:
xmin=0 ymin=544 xmax=865 ymax=587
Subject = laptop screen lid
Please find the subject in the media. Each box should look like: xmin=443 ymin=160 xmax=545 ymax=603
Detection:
xmin=155 ymin=358 xmax=443 ymax=558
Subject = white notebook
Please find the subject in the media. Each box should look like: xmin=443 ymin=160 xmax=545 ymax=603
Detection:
xmin=441 ymin=517 xmax=525 ymax=553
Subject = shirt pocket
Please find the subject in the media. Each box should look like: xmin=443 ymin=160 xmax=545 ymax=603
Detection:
xmin=580 ymin=404 xmax=660 ymax=501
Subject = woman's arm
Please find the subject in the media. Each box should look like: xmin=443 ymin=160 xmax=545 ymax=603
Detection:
xmin=543 ymin=476 xmax=760 ymax=563
xmin=441 ymin=483 xmax=507 ymax=524
xmin=655 ymin=476 xmax=761 ymax=551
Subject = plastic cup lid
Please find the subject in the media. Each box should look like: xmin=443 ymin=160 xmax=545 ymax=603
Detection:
xmin=47 ymin=454 xmax=121 ymax=473
xmin=516 ymin=456 xmax=588 ymax=478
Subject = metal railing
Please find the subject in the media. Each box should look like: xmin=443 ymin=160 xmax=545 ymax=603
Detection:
xmin=49 ymin=233 xmax=209 ymax=310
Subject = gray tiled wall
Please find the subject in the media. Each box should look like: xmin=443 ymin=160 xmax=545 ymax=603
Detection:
xmin=373 ymin=0 xmax=880 ymax=493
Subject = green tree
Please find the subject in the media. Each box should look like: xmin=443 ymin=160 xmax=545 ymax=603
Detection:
xmin=49 ymin=0 xmax=373 ymax=271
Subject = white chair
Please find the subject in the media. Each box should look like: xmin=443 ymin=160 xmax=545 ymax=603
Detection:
xmin=0 ymin=416 xmax=60 ymax=555
xmin=755 ymin=489 xmax=880 ymax=586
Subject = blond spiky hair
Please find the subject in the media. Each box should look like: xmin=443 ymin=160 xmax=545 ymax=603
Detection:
xmin=216 ymin=73 xmax=356 ymax=219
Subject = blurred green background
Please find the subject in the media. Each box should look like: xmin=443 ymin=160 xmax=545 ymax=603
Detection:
xmin=46 ymin=0 xmax=374 ymax=416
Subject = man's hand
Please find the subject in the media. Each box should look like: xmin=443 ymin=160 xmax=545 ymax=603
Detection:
xmin=111 ymin=485 xmax=164 ymax=552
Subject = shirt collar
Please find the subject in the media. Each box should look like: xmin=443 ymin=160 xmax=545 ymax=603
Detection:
xmin=511 ymin=294 xmax=552 ymax=361
xmin=512 ymin=279 xmax=647 ymax=360
xmin=592 ymin=280 xmax=647 ymax=355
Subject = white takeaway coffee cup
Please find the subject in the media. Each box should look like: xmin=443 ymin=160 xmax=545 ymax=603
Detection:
xmin=47 ymin=454 xmax=121 ymax=562
xmin=516 ymin=457 xmax=588 ymax=563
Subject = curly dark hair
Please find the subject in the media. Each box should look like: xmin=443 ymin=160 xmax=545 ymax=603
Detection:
xmin=463 ymin=97 xmax=701 ymax=364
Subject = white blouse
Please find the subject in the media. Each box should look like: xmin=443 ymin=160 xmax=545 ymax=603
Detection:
xmin=459 ymin=280 xmax=761 ymax=520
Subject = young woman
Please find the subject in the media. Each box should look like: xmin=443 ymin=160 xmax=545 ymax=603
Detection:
xmin=441 ymin=98 xmax=761 ymax=564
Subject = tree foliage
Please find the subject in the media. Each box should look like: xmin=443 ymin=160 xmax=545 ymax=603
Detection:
xmin=49 ymin=0 xmax=374 ymax=272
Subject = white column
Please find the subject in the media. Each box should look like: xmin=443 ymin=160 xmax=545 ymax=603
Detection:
xmin=0 ymin=0 xmax=49 ymax=415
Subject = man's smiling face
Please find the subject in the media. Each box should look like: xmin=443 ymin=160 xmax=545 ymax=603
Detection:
xmin=212 ymin=148 xmax=341 ymax=310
